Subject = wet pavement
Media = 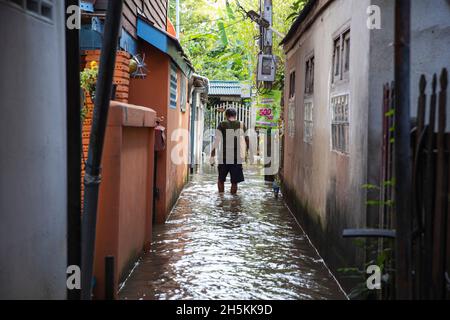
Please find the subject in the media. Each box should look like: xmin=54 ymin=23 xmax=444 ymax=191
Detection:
xmin=119 ymin=166 xmax=347 ymax=300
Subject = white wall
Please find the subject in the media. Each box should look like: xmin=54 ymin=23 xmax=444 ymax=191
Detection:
xmin=0 ymin=1 xmax=67 ymax=299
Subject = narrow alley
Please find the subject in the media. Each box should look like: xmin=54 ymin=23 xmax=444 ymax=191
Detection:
xmin=2 ymin=0 xmax=449 ymax=303
xmin=119 ymin=166 xmax=346 ymax=300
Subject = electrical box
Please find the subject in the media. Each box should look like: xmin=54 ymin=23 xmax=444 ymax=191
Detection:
xmin=257 ymin=54 xmax=276 ymax=82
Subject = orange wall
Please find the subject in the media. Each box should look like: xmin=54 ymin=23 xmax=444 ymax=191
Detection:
xmin=128 ymin=43 xmax=191 ymax=224
xmin=118 ymin=127 xmax=154 ymax=278
xmin=93 ymin=102 xmax=156 ymax=299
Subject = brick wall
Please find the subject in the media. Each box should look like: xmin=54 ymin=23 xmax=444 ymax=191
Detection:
xmin=80 ymin=50 xmax=131 ymax=203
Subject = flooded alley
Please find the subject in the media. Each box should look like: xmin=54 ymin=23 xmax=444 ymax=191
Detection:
xmin=119 ymin=166 xmax=346 ymax=300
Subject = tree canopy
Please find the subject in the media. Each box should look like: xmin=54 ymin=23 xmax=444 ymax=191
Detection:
xmin=172 ymin=0 xmax=307 ymax=88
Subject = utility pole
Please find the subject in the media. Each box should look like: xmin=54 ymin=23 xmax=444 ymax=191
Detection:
xmin=262 ymin=0 xmax=273 ymax=55
xmin=262 ymin=0 xmax=274 ymax=182
xmin=394 ymin=0 xmax=413 ymax=300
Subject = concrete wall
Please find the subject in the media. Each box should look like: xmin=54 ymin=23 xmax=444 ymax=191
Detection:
xmin=368 ymin=0 xmax=450 ymax=123
xmin=410 ymin=0 xmax=450 ymax=121
xmin=282 ymin=0 xmax=371 ymax=287
xmin=93 ymin=102 xmax=156 ymax=299
xmin=0 ymin=1 xmax=67 ymax=299
xmin=282 ymin=0 xmax=450 ymax=290
xmin=367 ymin=0 xmax=450 ymax=226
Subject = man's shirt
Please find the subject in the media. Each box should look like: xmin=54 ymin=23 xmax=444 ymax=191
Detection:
xmin=215 ymin=120 xmax=247 ymax=165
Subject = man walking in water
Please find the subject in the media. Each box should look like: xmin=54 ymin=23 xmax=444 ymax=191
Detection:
xmin=211 ymin=108 xmax=249 ymax=195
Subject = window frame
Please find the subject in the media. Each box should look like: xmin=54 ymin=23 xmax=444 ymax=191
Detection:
xmin=288 ymin=70 xmax=296 ymax=100
xmin=303 ymin=99 xmax=314 ymax=144
xmin=304 ymin=54 xmax=315 ymax=96
xmin=331 ymin=28 xmax=351 ymax=85
xmin=169 ymin=62 xmax=178 ymax=109
xmin=330 ymin=93 xmax=350 ymax=154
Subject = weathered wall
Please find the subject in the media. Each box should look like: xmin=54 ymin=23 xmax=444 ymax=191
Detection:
xmin=369 ymin=0 xmax=450 ymax=128
xmin=0 ymin=1 xmax=67 ymax=299
xmin=282 ymin=0 xmax=450 ymax=291
xmin=282 ymin=0 xmax=371 ymax=288
xmin=410 ymin=0 xmax=450 ymax=119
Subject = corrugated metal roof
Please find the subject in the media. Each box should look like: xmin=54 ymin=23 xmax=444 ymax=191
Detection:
xmin=209 ymin=81 xmax=242 ymax=96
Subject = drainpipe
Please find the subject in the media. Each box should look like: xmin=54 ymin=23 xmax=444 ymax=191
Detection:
xmin=66 ymin=0 xmax=81 ymax=301
xmin=394 ymin=0 xmax=412 ymax=300
xmin=190 ymin=74 xmax=209 ymax=171
xmin=81 ymin=0 xmax=124 ymax=300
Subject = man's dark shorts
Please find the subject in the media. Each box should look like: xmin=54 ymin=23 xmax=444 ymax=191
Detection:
xmin=218 ymin=164 xmax=245 ymax=184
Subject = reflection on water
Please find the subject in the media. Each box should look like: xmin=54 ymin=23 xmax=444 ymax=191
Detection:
xmin=119 ymin=166 xmax=346 ymax=300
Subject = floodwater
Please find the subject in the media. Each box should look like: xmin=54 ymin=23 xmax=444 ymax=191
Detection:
xmin=119 ymin=166 xmax=346 ymax=300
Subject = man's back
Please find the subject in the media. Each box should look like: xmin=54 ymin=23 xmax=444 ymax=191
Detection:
xmin=217 ymin=119 xmax=246 ymax=165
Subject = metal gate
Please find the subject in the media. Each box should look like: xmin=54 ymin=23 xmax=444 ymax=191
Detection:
xmin=207 ymin=101 xmax=251 ymax=131
xmin=205 ymin=101 xmax=250 ymax=147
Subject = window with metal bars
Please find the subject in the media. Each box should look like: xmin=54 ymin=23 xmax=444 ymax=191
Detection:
xmin=169 ymin=63 xmax=178 ymax=109
xmin=304 ymin=101 xmax=313 ymax=144
xmin=331 ymin=94 xmax=349 ymax=153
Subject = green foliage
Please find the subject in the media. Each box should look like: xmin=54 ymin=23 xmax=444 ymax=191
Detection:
xmin=176 ymin=0 xmax=299 ymax=83
xmin=362 ymin=184 xmax=380 ymax=191
xmin=286 ymin=0 xmax=307 ymax=22
xmin=80 ymin=62 xmax=98 ymax=97
xmin=80 ymin=61 xmax=98 ymax=122
xmin=338 ymin=239 xmax=394 ymax=300
xmin=363 ymin=178 xmax=395 ymax=207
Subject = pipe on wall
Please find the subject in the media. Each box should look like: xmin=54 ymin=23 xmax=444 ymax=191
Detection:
xmin=65 ymin=0 xmax=82 ymax=301
xmin=81 ymin=0 xmax=124 ymax=300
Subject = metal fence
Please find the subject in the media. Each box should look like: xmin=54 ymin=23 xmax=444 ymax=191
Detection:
xmin=207 ymin=101 xmax=251 ymax=131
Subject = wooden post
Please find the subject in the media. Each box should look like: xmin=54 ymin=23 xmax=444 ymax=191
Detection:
xmin=394 ymin=0 xmax=413 ymax=300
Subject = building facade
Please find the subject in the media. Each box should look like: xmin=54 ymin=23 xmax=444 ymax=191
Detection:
xmin=80 ymin=0 xmax=197 ymax=298
xmin=281 ymin=0 xmax=450 ymax=289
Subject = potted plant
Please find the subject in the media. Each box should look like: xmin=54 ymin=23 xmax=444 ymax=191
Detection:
xmin=80 ymin=61 xmax=99 ymax=121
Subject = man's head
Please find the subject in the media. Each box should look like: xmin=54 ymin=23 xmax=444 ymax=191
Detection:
xmin=225 ymin=108 xmax=237 ymax=120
